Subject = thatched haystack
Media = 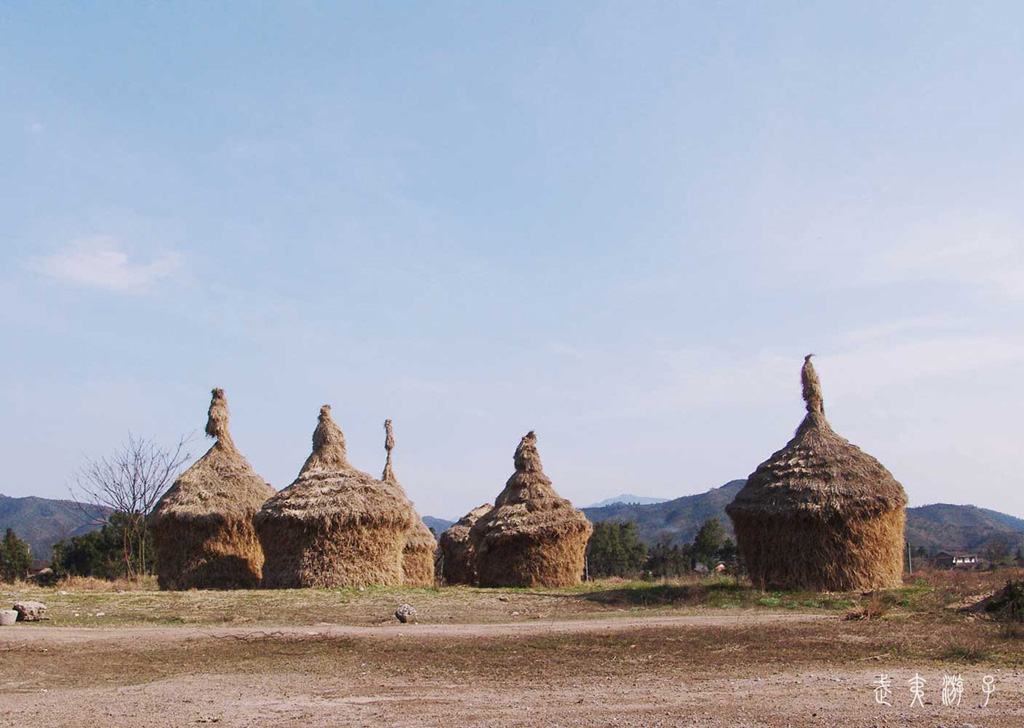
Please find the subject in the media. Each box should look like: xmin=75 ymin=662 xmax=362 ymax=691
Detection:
xmin=471 ymin=431 xmax=592 ymax=587
xmin=403 ymin=519 xmax=438 ymax=587
xmin=253 ymin=406 xmax=416 ymax=588
xmin=439 ymin=503 xmax=492 ymax=585
xmin=380 ymin=420 xmax=437 ymax=587
xmin=151 ymin=389 xmax=276 ymax=590
xmin=725 ymin=355 xmax=908 ymax=591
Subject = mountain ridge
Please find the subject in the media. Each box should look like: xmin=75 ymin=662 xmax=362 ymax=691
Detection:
xmin=585 ymin=493 xmax=669 ymax=508
xmin=5 ymin=487 xmax=1023 ymax=560
xmin=0 ymin=494 xmax=112 ymax=559
xmin=581 ymin=482 xmax=1024 ymax=553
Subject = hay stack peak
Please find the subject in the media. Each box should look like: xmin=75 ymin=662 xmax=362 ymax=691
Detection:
xmin=381 ymin=419 xmax=396 ymax=484
xmin=725 ymin=356 xmax=908 ymax=591
xmin=204 ymin=387 xmax=235 ymax=450
xmin=470 ymin=431 xmax=592 ymax=587
xmin=801 ymin=354 xmax=824 ymax=417
xmin=378 ymin=419 xmax=436 ymax=586
xmin=152 ymin=388 xmax=275 ymax=590
xmin=439 ymin=503 xmax=492 ymax=585
xmin=300 ymin=405 xmax=349 ymax=474
xmin=254 ymin=405 xmax=416 ymax=588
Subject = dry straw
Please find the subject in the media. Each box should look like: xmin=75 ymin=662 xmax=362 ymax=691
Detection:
xmin=151 ymin=388 xmax=276 ymax=590
xmin=439 ymin=503 xmax=492 ymax=585
xmin=254 ymin=405 xmax=416 ymax=588
xmin=471 ymin=431 xmax=592 ymax=587
xmin=380 ymin=420 xmax=437 ymax=587
xmin=726 ymin=355 xmax=908 ymax=591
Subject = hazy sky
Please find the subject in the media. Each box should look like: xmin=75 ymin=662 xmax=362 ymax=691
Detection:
xmin=2 ymin=3 xmax=1022 ymax=520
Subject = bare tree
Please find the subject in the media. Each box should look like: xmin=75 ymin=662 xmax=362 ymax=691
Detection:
xmin=69 ymin=433 xmax=192 ymax=579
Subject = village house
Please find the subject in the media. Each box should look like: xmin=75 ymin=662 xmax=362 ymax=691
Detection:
xmin=933 ymin=551 xmax=980 ymax=569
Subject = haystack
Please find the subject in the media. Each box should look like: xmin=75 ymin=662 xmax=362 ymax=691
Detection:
xmin=725 ymin=355 xmax=908 ymax=591
xmin=253 ymin=406 xmax=416 ymax=588
xmin=402 ymin=519 xmax=438 ymax=587
xmin=151 ymin=389 xmax=276 ymax=590
xmin=471 ymin=431 xmax=592 ymax=587
xmin=380 ymin=420 xmax=437 ymax=587
xmin=439 ymin=503 xmax=492 ymax=585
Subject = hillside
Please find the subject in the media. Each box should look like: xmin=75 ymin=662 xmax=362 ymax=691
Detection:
xmin=8 ymin=487 xmax=1024 ymax=561
xmin=0 ymin=494 xmax=111 ymax=559
xmin=582 ymin=481 xmax=745 ymax=545
xmin=905 ymin=504 xmax=1024 ymax=554
xmin=585 ymin=494 xmax=669 ymax=508
xmin=583 ymin=482 xmax=1024 ymax=554
xmin=422 ymin=516 xmax=454 ymax=535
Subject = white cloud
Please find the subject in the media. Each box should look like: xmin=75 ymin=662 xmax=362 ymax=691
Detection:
xmin=867 ymin=232 xmax=1024 ymax=300
xmin=840 ymin=316 xmax=971 ymax=345
xmin=32 ymin=237 xmax=180 ymax=294
xmin=756 ymin=211 xmax=1024 ymax=302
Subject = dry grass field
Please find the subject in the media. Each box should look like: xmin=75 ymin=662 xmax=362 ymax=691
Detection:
xmin=2 ymin=569 xmax=1022 ymax=727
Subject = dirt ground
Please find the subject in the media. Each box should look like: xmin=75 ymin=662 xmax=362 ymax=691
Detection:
xmin=2 ymin=576 xmax=1022 ymax=727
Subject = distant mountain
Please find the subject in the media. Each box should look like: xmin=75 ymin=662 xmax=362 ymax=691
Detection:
xmin=583 ymin=481 xmax=745 ymax=545
xmin=905 ymin=504 xmax=1024 ymax=553
xmin=422 ymin=515 xmax=455 ymax=535
xmin=977 ymin=507 xmax=1024 ymax=534
xmin=9 ymin=487 xmax=1023 ymax=562
xmin=583 ymin=482 xmax=1024 ymax=554
xmin=586 ymin=494 xmax=669 ymax=508
xmin=0 ymin=494 xmax=111 ymax=560
xmin=2 ymin=491 xmax=458 ymax=557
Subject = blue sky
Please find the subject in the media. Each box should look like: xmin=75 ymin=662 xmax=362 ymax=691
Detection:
xmin=2 ymin=3 xmax=1022 ymax=519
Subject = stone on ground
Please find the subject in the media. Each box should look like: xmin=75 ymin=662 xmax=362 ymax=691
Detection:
xmin=394 ymin=604 xmax=417 ymax=624
xmin=13 ymin=601 xmax=47 ymax=622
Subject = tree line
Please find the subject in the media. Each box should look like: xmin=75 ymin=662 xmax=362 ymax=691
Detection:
xmin=585 ymin=517 xmax=741 ymax=580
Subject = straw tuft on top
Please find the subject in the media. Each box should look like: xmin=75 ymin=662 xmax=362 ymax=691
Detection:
xmin=299 ymin=405 xmax=349 ymax=474
xmin=204 ymin=388 xmax=235 ymax=450
xmin=514 ymin=430 xmax=543 ymax=472
xmin=382 ymin=419 xmax=396 ymax=484
xmin=801 ymin=354 xmax=824 ymax=417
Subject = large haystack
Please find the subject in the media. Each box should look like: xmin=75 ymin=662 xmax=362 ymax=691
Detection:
xmin=439 ymin=503 xmax=492 ymax=585
xmin=380 ymin=420 xmax=437 ymax=587
xmin=725 ymin=355 xmax=908 ymax=591
xmin=471 ymin=431 xmax=592 ymax=587
xmin=253 ymin=406 xmax=416 ymax=588
xmin=151 ymin=389 xmax=276 ymax=590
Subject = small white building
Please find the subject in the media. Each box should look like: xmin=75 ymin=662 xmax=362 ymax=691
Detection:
xmin=935 ymin=551 xmax=979 ymax=568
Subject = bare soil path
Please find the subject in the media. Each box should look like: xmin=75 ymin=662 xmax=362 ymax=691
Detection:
xmin=0 ymin=611 xmax=828 ymax=645
xmin=2 ymin=610 xmax=1022 ymax=727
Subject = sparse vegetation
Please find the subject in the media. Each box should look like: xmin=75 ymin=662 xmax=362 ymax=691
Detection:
xmin=69 ymin=432 xmax=191 ymax=579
